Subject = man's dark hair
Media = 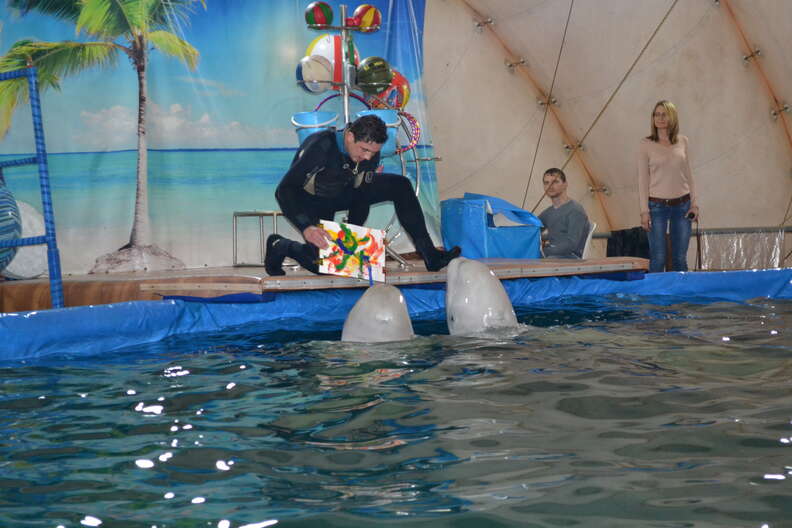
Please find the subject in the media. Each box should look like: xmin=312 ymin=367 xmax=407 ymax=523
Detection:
xmin=543 ymin=168 xmax=566 ymax=182
xmin=348 ymin=114 xmax=388 ymax=144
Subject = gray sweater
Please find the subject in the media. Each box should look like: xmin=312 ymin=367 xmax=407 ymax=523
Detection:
xmin=539 ymin=199 xmax=590 ymax=258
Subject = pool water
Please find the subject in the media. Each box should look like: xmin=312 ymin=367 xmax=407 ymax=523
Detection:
xmin=1 ymin=295 xmax=791 ymax=528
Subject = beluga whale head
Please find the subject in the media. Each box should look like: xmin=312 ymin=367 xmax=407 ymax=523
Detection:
xmin=445 ymin=257 xmax=518 ymax=336
xmin=342 ymin=284 xmax=415 ymax=342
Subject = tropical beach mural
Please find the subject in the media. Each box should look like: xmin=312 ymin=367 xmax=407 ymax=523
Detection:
xmin=0 ymin=0 xmax=435 ymax=274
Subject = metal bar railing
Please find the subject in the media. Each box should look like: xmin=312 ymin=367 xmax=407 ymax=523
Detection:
xmin=593 ymin=225 xmax=792 ymax=239
xmin=0 ymin=157 xmax=38 ymax=169
xmin=0 ymin=67 xmax=64 ymax=308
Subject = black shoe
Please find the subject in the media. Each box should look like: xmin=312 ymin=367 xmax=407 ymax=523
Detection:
xmin=423 ymin=245 xmax=461 ymax=272
xmin=265 ymin=234 xmax=287 ymax=276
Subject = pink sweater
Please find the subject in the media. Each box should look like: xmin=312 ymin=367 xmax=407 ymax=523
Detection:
xmin=637 ymin=135 xmax=697 ymax=214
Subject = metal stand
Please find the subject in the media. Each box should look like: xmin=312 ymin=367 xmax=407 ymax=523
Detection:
xmin=308 ymin=6 xmax=419 ymax=272
xmin=232 ymin=210 xmax=283 ymax=267
xmin=385 ymin=244 xmax=411 ymax=269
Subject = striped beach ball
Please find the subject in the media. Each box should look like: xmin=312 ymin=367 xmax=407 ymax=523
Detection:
xmin=2 ymin=201 xmax=46 ymax=280
xmin=297 ymin=54 xmax=333 ymax=93
xmin=356 ymin=56 xmax=393 ymax=95
xmin=0 ymin=185 xmax=21 ymax=273
xmin=305 ymin=34 xmax=360 ymax=89
xmin=306 ymin=34 xmax=360 ymax=66
xmin=353 ymin=4 xmax=382 ymax=33
xmin=305 ymin=1 xmax=333 ymax=26
xmin=369 ymin=69 xmax=411 ymax=109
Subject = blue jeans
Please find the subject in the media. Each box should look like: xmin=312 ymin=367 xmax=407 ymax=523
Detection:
xmin=648 ymin=200 xmax=692 ymax=272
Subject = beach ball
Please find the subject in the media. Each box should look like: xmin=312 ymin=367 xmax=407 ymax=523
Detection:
xmin=305 ymin=33 xmax=360 ymax=67
xmin=345 ymin=38 xmax=361 ymax=67
xmin=369 ymin=69 xmax=410 ymax=109
xmin=345 ymin=16 xmax=360 ymax=28
xmin=356 ymin=56 xmax=393 ymax=95
xmin=295 ymin=61 xmax=311 ymax=93
xmin=353 ymin=4 xmax=382 ymax=32
xmin=297 ymin=54 xmax=333 ymax=93
xmin=305 ymin=1 xmax=333 ymax=26
xmin=305 ymin=33 xmax=360 ymax=89
xmin=0 ymin=185 xmax=21 ymax=273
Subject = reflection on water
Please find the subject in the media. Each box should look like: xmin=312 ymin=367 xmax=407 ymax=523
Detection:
xmin=1 ymin=295 xmax=791 ymax=527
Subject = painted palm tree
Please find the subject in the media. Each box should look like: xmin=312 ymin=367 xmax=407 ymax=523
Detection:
xmin=0 ymin=0 xmax=203 ymax=272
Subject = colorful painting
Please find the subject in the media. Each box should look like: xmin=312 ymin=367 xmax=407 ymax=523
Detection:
xmin=319 ymin=220 xmax=385 ymax=282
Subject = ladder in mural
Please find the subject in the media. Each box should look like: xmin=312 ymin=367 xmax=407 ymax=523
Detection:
xmin=0 ymin=67 xmax=64 ymax=309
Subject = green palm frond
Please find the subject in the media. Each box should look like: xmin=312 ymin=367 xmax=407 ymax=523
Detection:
xmin=8 ymin=0 xmax=82 ymax=22
xmin=147 ymin=0 xmax=206 ymax=28
xmin=0 ymin=79 xmax=32 ymax=138
xmin=147 ymin=30 xmax=199 ymax=70
xmin=0 ymin=40 xmax=65 ymax=90
xmin=76 ymin=0 xmax=206 ymax=39
xmin=76 ymin=0 xmax=135 ymax=38
xmin=0 ymin=41 xmax=57 ymax=137
xmin=0 ymin=40 xmax=119 ymax=137
xmin=5 ymin=40 xmax=120 ymax=79
xmin=2 ymin=0 xmax=205 ymax=138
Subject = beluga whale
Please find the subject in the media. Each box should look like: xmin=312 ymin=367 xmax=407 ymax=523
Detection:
xmin=341 ymin=284 xmax=415 ymax=342
xmin=445 ymin=257 xmax=519 ymax=336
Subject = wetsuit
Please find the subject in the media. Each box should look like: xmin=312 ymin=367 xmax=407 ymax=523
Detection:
xmin=271 ymin=129 xmax=451 ymax=274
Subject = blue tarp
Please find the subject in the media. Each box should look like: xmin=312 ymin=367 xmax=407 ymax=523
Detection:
xmin=441 ymin=194 xmax=543 ymax=259
xmin=462 ymin=192 xmax=544 ymax=227
xmin=2 ymin=269 xmax=792 ymax=362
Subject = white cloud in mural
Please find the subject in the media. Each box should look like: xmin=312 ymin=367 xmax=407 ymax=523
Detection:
xmin=77 ymin=105 xmax=137 ymax=150
xmin=76 ymin=102 xmax=294 ymax=150
xmin=147 ymin=102 xmax=293 ymax=148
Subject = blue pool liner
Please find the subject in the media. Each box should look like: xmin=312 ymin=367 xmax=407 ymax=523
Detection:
xmin=2 ymin=269 xmax=792 ymax=362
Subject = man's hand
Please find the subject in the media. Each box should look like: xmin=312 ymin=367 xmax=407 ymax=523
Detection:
xmin=303 ymin=225 xmax=333 ymax=249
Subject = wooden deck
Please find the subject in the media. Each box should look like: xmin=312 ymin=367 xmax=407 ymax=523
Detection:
xmin=0 ymin=256 xmax=648 ymax=312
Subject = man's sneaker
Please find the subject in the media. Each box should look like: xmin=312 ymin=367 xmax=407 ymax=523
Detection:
xmin=265 ymin=234 xmax=287 ymax=276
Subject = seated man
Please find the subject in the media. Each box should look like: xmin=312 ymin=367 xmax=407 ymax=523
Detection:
xmin=265 ymin=114 xmax=460 ymax=275
xmin=538 ymin=168 xmax=591 ymax=259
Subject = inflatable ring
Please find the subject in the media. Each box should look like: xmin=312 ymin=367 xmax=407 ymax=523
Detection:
xmin=313 ymin=96 xmax=421 ymax=154
xmin=395 ymin=111 xmax=421 ymax=154
xmin=314 ymin=91 xmax=371 ymax=111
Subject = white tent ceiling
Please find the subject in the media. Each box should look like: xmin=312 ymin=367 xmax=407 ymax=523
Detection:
xmin=423 ymin=0 xmax=792 ymax=258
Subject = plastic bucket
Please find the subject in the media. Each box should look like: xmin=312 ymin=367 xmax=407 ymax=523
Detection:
xmin=354 ymin=109 xmax=400 ymax=157
xmin=291 ymin=111 xmax=337 ymax=145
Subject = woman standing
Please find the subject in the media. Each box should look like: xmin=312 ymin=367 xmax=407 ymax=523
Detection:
xmin=638 ymin=100 xmax=699 ymax=272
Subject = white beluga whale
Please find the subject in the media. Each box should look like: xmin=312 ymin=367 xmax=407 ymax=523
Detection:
xmin=445 ymin=257 xmax=519 ymax=336
xmin=341 ymin=284 xmax=415 ymax=342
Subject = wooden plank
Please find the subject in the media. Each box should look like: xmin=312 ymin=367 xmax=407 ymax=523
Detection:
xmin=259 ymin=257 xmax=648 ymax=291
xmin=0 ymin=257 xmax=649 ymax=312
xmin=139 ymin=283 xmax=262 ymax=293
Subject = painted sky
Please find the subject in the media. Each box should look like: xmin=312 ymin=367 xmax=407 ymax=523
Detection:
xmin=0 ymin=0 xmax=427 ymax=153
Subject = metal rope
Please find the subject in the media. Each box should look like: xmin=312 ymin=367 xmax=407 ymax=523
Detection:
xmin=558 ymin=0 xmax=680 ymax=173
xmin=520 ymin=0 xmax=574 ymax=209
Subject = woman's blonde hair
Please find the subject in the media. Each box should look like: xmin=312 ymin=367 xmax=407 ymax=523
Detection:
xmin=647 ymin=100 xmax=679 ymax=144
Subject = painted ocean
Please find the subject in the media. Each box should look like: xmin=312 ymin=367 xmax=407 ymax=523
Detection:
xmin=0 ymin=147 xmax=440 ymax=274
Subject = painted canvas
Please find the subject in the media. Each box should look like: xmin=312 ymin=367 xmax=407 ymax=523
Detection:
xmin=319 ymin=220 xmax=385 ymax=282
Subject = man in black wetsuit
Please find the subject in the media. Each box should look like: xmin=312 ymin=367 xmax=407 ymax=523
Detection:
xmin=265 ymin=114 xmax=460 ymax=275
